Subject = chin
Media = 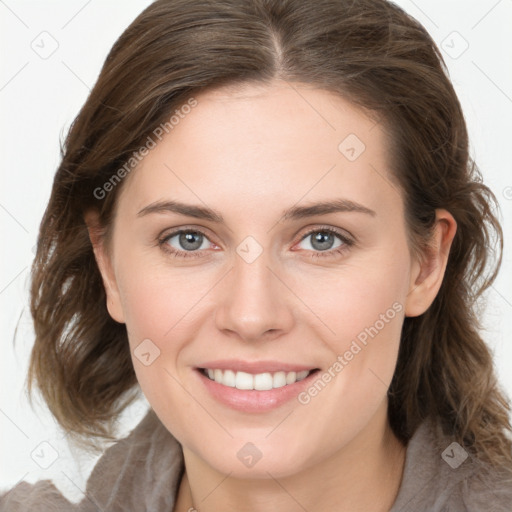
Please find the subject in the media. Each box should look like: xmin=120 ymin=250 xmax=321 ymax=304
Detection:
xmin=194 ymin=438 xmax=322 ymax=480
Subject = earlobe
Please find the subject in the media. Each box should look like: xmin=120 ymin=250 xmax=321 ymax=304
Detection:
xmin=84 ymin=210 xmax=125 ymax=324
xmin=404 ymin=209 xmax=457 ymax=317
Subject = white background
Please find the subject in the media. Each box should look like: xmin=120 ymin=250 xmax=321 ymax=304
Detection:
xmin=1 ymin=0 xmax=511 ymax=502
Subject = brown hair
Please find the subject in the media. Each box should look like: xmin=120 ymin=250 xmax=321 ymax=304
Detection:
xmin=28 ymin=0 xmax=512 ymax=467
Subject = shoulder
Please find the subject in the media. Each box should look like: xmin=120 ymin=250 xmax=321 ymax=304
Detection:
xmin=0 ymin=480 xmax=74 ymax=512
xmin=0 ymin=409 xmax=184 ymax=512
xmin=390 ymin=419 xmax=512 ymax=512
xmin=453 ymin=466 xmax=512 ymax=511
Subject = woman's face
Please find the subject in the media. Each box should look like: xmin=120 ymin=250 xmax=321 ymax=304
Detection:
xmin=95 ymin=81 xmax=439 ymax=477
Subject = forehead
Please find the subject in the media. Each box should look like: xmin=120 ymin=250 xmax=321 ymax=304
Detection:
xmin=116 ymin=81 xmax=400 ymax=222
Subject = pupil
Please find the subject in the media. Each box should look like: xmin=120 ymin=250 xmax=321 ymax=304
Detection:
xmin=312 ymin=232 xmax=333 ymax=251
xmin=180 ymin=232 xmax=202 ymax=251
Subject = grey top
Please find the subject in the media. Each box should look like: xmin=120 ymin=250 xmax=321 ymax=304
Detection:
xmin=1 ymin=410 xmax=511 ymax=511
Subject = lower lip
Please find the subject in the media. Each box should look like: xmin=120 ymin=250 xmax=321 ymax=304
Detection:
xmin=196 ymin=369 xmax=319 ymax=413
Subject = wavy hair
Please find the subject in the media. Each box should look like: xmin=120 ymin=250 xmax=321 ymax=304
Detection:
xmin=28 ymin=0 xmax=511 ymax=468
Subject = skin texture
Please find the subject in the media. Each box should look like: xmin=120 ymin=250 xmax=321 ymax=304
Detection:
xmin=87 ymin=81 xmax=457 ymax=511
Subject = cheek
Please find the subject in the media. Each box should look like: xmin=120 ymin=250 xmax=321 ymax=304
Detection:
xmin=335 ymin=274 xmax=405 ymax=362
xmin=288 ymin=260 xmax=407 ymax=461
xmin=292 ymin=248 xmax=410 ymax=407
xmin=117 ymin=258 xmax=207 ymax=343
xmin=297 ymin=256 xmax=408 ymax=354
xmin=117 ymin=271 xmax=198 ymax=437
xmin=114 ymin=257 xmax=220 ymax=406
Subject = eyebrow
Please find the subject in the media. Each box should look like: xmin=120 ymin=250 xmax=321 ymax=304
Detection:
xmin=137 ymin=198 xmax=376 ymax=222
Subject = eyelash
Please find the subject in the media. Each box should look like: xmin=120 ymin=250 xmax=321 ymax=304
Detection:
xmin=158 ymin=226 xmax=354 ymax=260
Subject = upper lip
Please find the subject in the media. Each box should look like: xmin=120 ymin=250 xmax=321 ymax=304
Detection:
xmin=197 ymin=359 xmax=318 ymax=374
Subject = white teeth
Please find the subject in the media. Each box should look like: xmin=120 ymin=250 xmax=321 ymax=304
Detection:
xmin=235 ymin=371 xmax=253 ymax=390
xmin=286 ymin=371 xmax=297 ymax=384
xmin=273 ymin=371 xmax=287 ymax=388
xmin=203 ymin=368 xmax=313 ymax=390
xmin=223 ymin=369 xmax=236 ymax=387
xmin=296 ymin=370 xmax=309 ymax=381
xmin=254 ymin=372 xmax=273 ymax=390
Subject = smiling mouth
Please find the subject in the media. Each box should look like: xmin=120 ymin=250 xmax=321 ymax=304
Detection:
xmin=199 ymin=368 xmax=320 ymax=391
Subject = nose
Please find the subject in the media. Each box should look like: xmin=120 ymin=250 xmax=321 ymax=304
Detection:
xmin=215 ymin=248 xmax=294 ymax=343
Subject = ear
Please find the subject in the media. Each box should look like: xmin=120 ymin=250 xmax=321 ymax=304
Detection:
xmin=404 ymin=209 xmax=457 ymax=317
xmin=84 ymin=209 xmax=125 ymax=323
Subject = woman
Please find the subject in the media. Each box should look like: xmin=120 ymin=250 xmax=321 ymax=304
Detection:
xmin=2 ymin=0 xmax=511 ymax=510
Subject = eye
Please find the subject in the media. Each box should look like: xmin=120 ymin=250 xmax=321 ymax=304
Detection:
xmin=158 ymin=226 xmax=354 ymax=260
xmin=295 ymin=227 xmax=353 ymax=258
xmin=159 ymin=229 xmax=216 ymax=258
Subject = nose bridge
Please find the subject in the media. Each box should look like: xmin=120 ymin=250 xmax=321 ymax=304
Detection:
xmin=215 ymin=239 xmax=293 ymax=341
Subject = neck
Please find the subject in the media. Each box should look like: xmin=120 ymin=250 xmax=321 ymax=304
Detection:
xmin=174 ymin=405 xmax=406 ymax=512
